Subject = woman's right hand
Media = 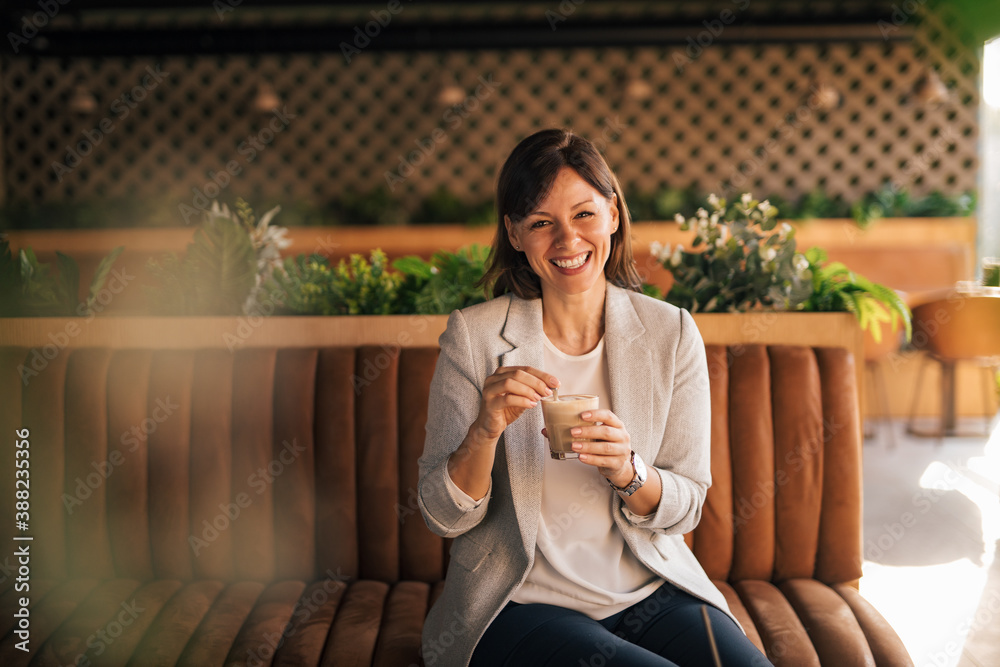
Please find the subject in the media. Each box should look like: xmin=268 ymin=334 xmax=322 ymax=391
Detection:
xmin=474 ymin=366 xmax=559 ymax=440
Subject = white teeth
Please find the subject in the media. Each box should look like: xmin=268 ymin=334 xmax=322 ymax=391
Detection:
xmin=552 ymin=252 xmax=590 ymax=269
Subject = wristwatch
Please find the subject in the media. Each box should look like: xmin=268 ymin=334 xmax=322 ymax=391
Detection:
xmin=607 ymin=451 xmax=647 ymax=496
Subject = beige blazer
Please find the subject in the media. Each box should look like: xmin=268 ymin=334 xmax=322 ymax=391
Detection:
xmin=417 ymin=282 xmax=737 ymax=667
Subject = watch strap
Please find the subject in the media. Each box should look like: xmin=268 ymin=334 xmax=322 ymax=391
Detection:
xmin=608 ymin=451 xmax=643 ymax=496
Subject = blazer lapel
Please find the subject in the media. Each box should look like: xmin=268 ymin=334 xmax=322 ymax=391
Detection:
xmin=499 ymin=295 xmax=546 ymax=555
xmin=604 ymin=285 xmax=654 ymax=462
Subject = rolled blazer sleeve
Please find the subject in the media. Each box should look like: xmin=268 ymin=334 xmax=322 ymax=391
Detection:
xmin=417 ymin=309 xmax=492 ymax=537
xmin=622 ymin=307 xmax=711 ymax=534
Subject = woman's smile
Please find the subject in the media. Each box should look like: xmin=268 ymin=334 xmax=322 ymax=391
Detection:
xmin=550 ymin=250 xmax=592 ymax=272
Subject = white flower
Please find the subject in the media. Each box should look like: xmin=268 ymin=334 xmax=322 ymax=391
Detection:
xmin=758 ymin=200 xmax=771 ymax=213
xmin=670 ymin=244 xmax=684 ymax=267
xmin=650 ymin=241 xmax=672 ymax=263
xmin=714 ymin=237 xmax=725 ymax=248
xmin=674 ymin=213 xmax=685 ymax=224
xmin=696 ymin=207 xmax=708 ymax=219
xmin=794 ymin=254 xmax=809 ymax=272
xmin=718 ymin=226 xmax=729 ymax=242
xmin=759 ymin=246 xmax=777 ymax=262
xmin=741 ymin=193 xmax=752 ymax=206
xmin=710 ymin=212 xmax=720 ymax=225
xmin=707 ymin=193 xmax=720 ymax=208
xmin=778 ymin=222 xmax=792 ymax=240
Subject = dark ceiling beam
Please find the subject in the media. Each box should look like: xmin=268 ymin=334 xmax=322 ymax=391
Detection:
xmin=6 ymin=20 xmax=913 ymax=58
xmin=1 ymin=0 xmax=899 ymax=8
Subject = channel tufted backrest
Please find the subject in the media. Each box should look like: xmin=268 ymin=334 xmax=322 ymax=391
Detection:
xmin=691 ymin=345 xmax=863 ymax=586
xmin=0 ymin=346 xmax=443 ymax=586
xmin=0 ymin=343 xmax=862 ymax=588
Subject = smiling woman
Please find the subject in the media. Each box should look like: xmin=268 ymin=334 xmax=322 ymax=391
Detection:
xmin=417 ymin=128 xmax=774 ymax=666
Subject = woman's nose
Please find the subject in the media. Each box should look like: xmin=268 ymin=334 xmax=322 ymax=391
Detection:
xmin=553 ymin=221 xmax=576 ymax=247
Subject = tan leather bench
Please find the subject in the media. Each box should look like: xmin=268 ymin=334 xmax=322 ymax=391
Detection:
xmin=0 ymin=341 xmax=912 ymax=665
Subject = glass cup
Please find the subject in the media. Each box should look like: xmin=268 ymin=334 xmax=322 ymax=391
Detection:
xmin=540 ymin=394 xmax=599 ymax=460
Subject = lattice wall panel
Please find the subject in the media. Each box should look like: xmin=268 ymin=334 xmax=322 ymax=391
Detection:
xmin=1 ymin=36 xmax=978 ymax=220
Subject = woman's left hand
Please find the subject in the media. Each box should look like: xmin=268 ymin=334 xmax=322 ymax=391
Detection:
xmin=542 ymin=409 xmax=634 ymax=487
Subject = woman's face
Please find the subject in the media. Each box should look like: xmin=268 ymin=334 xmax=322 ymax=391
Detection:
xmin=505 ymin=166 xmax=619 ymax=299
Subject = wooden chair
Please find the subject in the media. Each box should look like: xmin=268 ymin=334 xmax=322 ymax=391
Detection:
xmin=907 ymin=293 xmax=1000 ymax=438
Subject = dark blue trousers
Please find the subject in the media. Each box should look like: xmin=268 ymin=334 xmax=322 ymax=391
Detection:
xmin=470 ymin=582 xmax=773 ymax=667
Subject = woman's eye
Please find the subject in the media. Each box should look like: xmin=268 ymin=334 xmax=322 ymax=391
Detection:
xmin=530 ymin=220 xmax=549 ymax=229
xmin=576 ymin=211 xmax=594 ymax=218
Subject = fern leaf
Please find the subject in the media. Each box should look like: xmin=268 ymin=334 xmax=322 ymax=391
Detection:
xmin=186 ymin=217 xmax=258 ymax=315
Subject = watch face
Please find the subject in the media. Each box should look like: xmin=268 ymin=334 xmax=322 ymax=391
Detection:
xmin=633 ymin=453 xmax=647 ymax=483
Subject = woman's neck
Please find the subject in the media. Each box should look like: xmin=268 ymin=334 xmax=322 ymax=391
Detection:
xmin=540 ymin=281 xmax=607 ymax=356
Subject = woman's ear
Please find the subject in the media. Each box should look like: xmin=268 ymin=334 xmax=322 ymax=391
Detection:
xmin=504 ymin=214 xmax=519 ymax=249
xmin=609 ymin=193 xmax=619 ymax=229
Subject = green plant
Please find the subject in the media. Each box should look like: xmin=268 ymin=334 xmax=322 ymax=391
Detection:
xmin=332 ymin=188 xmax=408 ymax=226
xmin=264 ymin=254 xmax=338 ymax=315
xmin=410 ymin=187 xmax=495 ymax=226
xmin=330 ymin=249 xmax=403 ymax=314
xmin=393 ymin=245 xmax=490 ymax=314
xmin=654 ymin=194 xmax=812 ymax=313
xmin=624 ymin=187 xmax=701 ymax=222
xmin=144 ymin=199 xmax=287 ymax=315
xmin=0 ymin=195 xmax=186 ymax=230
xmin=798 ymin=247 xmax=912 ymax=344
xmin=852 ymin=184 xmax=976 ymax=227
xmin=796 ymin=188 xmax=850 ymax=220
xmin=266 ymin=249 xmax=402 ymax=315
xmin=640 ymin=283 xmax=664 ymax=300
xmin=902 ymin=189 xmax=976 ymax=217
xmin=0 ymin=238 xmax=123 ymax=316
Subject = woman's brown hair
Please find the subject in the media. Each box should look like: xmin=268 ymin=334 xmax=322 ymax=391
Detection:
xmin=478 ymin=128 xmax=643 ymax=299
